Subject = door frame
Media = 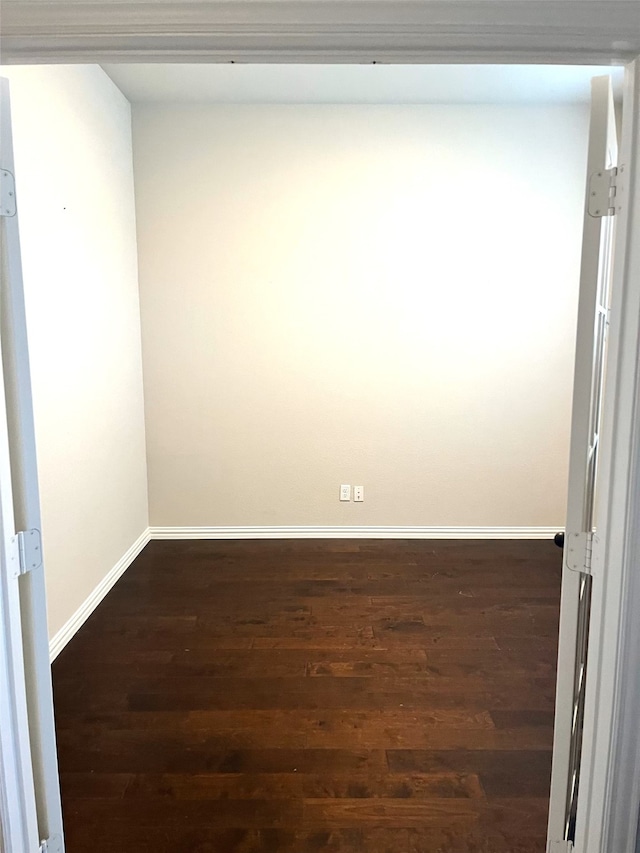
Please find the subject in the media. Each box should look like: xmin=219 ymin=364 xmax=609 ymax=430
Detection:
xmin=1 ymin=0 xmax=639 ymax=64
xmin=546 ymin=74 xmax=620 ymax=850
xmin=1 ymin=9 xmax=640 ymax=851
xmin=573 ymin=59 xmax=640 ymax=853
xmin=0 ymin=78 xmax=65 ymax=853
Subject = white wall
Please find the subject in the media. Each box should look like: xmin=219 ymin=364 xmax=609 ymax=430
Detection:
xmin=133 ymin=103 xmax=588 ymax=529
xmin=1 ymin=66 xmax=148 ymax=641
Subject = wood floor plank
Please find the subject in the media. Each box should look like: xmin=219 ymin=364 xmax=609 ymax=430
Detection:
xmin=52 ymin=675 xmax=559 ymax=713
xmin=52 ymin=539 xmax=560 ymax=852
xmin=387 ymin=749 xmax=553 ymax=797
xmin=62 ymin=824 xmax=548 ymax=853
xmin=301 ymin=797 xmax=481 ymax=828
xmin=122 ymin=770 xmax=484 ymax=800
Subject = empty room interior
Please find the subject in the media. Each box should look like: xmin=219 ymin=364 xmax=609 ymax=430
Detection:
xmin=0 ymin=62 xmax=621 ymax=852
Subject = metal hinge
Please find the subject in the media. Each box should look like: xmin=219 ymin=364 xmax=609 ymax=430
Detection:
xmin=547 ymin=840 xmax=573 ymax=853
xmin=10 ymin=528 xmax=42 ymax=578
xmin=0 ymin=169 xmax=16 ymax=217
xmin=565 ymin=530 xmax=599 ymax=576
xmin=588 ymin=166 xmax=620 ymax=217
xmin=39 ymin=834 xmax=62 ymax=853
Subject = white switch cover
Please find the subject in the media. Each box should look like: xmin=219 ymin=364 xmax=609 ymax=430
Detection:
xmin=354 ymin=486 xmax=364 ymax=502
xmin=340 ymin=484 xmax=351 ymax=501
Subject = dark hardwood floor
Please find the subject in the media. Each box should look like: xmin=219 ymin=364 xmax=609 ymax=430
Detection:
xmin=52 ymin=539 xmax=561 ymax=853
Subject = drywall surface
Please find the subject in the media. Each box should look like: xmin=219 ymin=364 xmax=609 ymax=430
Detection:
xmin=133 ymin=104 xmax=588 ymax=528
xmin=2 ymin=66 xmax=148 ymax=640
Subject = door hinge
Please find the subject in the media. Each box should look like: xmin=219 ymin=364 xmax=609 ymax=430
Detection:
xmin=0 ymin=169 xmax=16 ymax=217
xmin=10 ymin=528 xmax=42 ymax=578
xmin=588 ymin=166 xmax=620 ymax=217
xmin=565 ymin=530 xmax=599 ymax=576
xmin=39 ymin=834 xmax=62 ymax=853
xmin=547 ymin=840 xmax=573 ymax=853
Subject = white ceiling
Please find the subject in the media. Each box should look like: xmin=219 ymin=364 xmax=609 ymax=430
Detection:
xmin=102 ymin=63 xmax=624 ymax=105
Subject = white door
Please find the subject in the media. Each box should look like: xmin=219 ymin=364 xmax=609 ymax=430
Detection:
xmin=0 ymin=79 xmax=64 ymax=853
xmin=547 ymin=75 xmax=618 ymax=851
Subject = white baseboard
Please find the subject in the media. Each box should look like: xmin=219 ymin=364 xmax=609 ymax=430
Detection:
xmin=47 ymin=524 xmax=558 ymax=659
xmin=48 ymin=524 xmax=557 ymax=659
xmin=150 ymin=525 xmax=558 ymax=540
xmin=49 ymin=527 xmax=151 ymax=661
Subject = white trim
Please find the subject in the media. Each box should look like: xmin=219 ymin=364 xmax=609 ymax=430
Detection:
xmin=149 ymin=525 xmax=558 ymax=540
xmin=0 ymin=76 xmax=55 ymax=852
xmin=48 ymin=528 xmax=150 ymax=662
xmin=2 ymin=0 xmax=640 ymax=64
xmin=547 ymin=74 xmax=618 ymax=848
xmin=576 ymin=58 xmax=640 ymax=853
xmin=0 ymin=260 xmax=39 ymax=850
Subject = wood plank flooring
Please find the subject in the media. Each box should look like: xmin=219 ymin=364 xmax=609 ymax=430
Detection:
xmin=52 ymin=539 xmax=561 ymax=852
